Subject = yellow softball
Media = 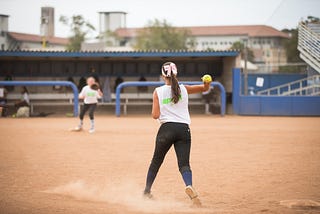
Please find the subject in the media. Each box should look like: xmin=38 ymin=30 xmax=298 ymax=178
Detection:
xmin=201 ymin=74 xmax=212 ymax=83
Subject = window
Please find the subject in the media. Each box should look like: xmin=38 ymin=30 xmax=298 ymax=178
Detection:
xmin=1 ymin=44 xmax=4 ymax=50
xmin=229 ymin=41 xmax=232 ymax=45
xmin=253 ymin=41 xmax=256 ymax=44
xmin=224 ymin=42 xmax=227 ymax=45
xmin=273 ymin=40 xmax=278 ymax=46
xmin=220 ymin=41 xmax=223 ymax=45
xmin=119 ymin=40 xmax=127 ymax=46
xmin=214 ymin=42 xmax=217 ymax=45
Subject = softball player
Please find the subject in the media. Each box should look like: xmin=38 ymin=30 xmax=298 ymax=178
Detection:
xmin=143 ymin=62 xmax=212 ymax=206
xmin=75 ymin=77 xmax=102 ymax=133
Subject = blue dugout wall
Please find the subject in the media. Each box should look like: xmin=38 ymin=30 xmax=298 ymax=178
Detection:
xmin=232 ymin=68 xmax=320 ymax=116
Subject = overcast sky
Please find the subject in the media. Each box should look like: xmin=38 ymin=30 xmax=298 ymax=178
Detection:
xmin=1 ymin=0 xmax=319 ymax=38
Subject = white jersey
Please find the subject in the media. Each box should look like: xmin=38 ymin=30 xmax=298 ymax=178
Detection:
xmin=156 ymin=84 xmax=191 ymax=125
xmin=79 ymin=85 xmax=101 ymax=104
xmin=22 ymin=92 xmax=30 ymax=105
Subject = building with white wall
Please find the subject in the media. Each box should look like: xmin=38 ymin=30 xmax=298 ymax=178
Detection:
xmin=6 ymin=32 xmax=68 ymax=50
xmin=115 ymin=25 xmax=289 ymax=67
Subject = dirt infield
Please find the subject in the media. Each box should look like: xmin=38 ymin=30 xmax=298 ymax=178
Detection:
xmin=0 ymin=116 xmax=320 ymax=214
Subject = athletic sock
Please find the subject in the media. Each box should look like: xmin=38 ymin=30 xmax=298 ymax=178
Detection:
xmin=90 ymin=119 xmax=94 ymax=129
xmin=79 ymin=120 xmax=83 ymax=127
xmin=182 ymin=171 xmax=192 ymax=186
xmin=144 ymin=170 xmax=157 ymax=194
xmin=205 ymin=103 xmax=210 ymax=114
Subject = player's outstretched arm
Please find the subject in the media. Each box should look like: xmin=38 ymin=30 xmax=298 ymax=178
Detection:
xmin=185 ymin=74 xmax=213 ymax=94
xmin=185 ymin=83 xmax=210 ymax=94
xmin=152 ymin=90 xmax=160 ymax=119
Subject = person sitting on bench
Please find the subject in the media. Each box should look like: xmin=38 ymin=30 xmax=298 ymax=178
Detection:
xmin=15 ymin=87 xmax=30 ymax=109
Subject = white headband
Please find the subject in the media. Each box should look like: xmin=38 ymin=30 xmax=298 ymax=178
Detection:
xmin=162 ymin=63 xmax=178 ymax=77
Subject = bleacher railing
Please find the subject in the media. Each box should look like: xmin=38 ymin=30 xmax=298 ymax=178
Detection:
xmin=298 ymin=22 xmax=320 ymax=72
xmin=257 ymin=75 xmax=320 ymax=96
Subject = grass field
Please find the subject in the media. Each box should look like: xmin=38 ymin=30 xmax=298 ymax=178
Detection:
xmin=0 ymin=115 xmax=320 ymax=214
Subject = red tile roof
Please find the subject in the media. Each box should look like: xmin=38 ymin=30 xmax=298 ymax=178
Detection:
xmin=8 ymin=32 xmax=69 ymax=45
xmin=116 ymin=25 xmax=289 ymax=38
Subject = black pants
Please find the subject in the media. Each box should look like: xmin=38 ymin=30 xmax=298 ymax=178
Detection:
xmin=79 ymin=103 xmax=97 ymax=120
xmin=148 ymin=122 xmax=191 ymax=182
xmin=14 ymin=100 xmax=29 ymax=109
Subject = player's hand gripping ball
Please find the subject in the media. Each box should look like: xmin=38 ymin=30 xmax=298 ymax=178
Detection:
xmin=91 ymin=83 xmax=100 ymax=90
xmin=202 ymin=74 xmax=212 ymax=84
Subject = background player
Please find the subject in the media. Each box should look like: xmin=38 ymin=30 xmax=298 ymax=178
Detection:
xmin=143 ymin=62 xmax=212 ymax=206
xmin=74 ymin=77 xmax=102 ymax=133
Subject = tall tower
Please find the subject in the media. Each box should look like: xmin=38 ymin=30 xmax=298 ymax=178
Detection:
xmin=98 ymin=11 xmax=126 ymax=35
xmin=40 ymin=7 xmax=54 ymax=37
xmin=0 ymin=14 xmax=9 ymax=50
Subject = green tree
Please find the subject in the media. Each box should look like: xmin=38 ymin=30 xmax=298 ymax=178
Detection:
xmin=230 ymin=41 xmax=255 ymax=62
xmin=134 ymin=19 xmax=194 ymax=50
xmin=306 ymin=15 xmax=320 ymax=23
xmin=281 ymin=28 xmax=302 ymax=62
xmin=59 ymin=15 xmax=95 ymax=51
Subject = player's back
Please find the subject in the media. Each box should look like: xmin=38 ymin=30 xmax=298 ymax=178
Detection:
xmin=156 ymin=84 xmax=190 ymax=125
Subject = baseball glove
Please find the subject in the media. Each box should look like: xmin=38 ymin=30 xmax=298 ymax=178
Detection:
xmin=90 ymin=83 xmax=100 ymax=90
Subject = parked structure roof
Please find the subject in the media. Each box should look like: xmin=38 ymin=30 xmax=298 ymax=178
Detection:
xmin=8 ymin=32 xmax=68 ymax=45
xmin=116 ymin=25 xmax=289 ymax=38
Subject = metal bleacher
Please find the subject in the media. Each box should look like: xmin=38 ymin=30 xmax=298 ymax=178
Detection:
xmin=257 ymin=21 xmax=320 ymax=97
xmin=297 ymin=21 xmax=320 ymax=73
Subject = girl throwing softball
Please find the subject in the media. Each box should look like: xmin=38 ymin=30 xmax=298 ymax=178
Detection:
xmin=74 ymin=77 xmax=103 ymax=133
xmin=143 ymin=62 xmax=212 ymax=206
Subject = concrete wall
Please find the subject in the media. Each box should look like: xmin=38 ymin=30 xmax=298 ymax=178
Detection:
xmin=222 ymin=55 xmax=240 ymax=93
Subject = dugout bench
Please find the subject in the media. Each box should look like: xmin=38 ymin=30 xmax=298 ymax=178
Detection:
xmin=6 ymin=93 xmax=218 ymax=115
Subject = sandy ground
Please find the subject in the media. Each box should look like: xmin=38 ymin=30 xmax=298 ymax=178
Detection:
xmin=0 ymin=115 xmax=320 ymax=214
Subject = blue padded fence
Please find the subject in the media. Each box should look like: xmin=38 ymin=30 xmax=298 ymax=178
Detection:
xmin=115 ymin=81 xmax=226 ymax=117
xmin=0 ymin=81 xmax=79 ymax=116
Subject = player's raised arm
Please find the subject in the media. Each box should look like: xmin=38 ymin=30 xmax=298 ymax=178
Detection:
xmin=97 ymin=89 xmax=103 ymax=97
xmin=185 ymin=74 xmax=213 ymax=94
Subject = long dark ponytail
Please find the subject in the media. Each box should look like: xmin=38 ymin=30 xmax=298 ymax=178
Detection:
xmin=170 ymin=74 xmax=180 ymax=104
xmin=161 ymin=62 xmax=181 ymax=104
